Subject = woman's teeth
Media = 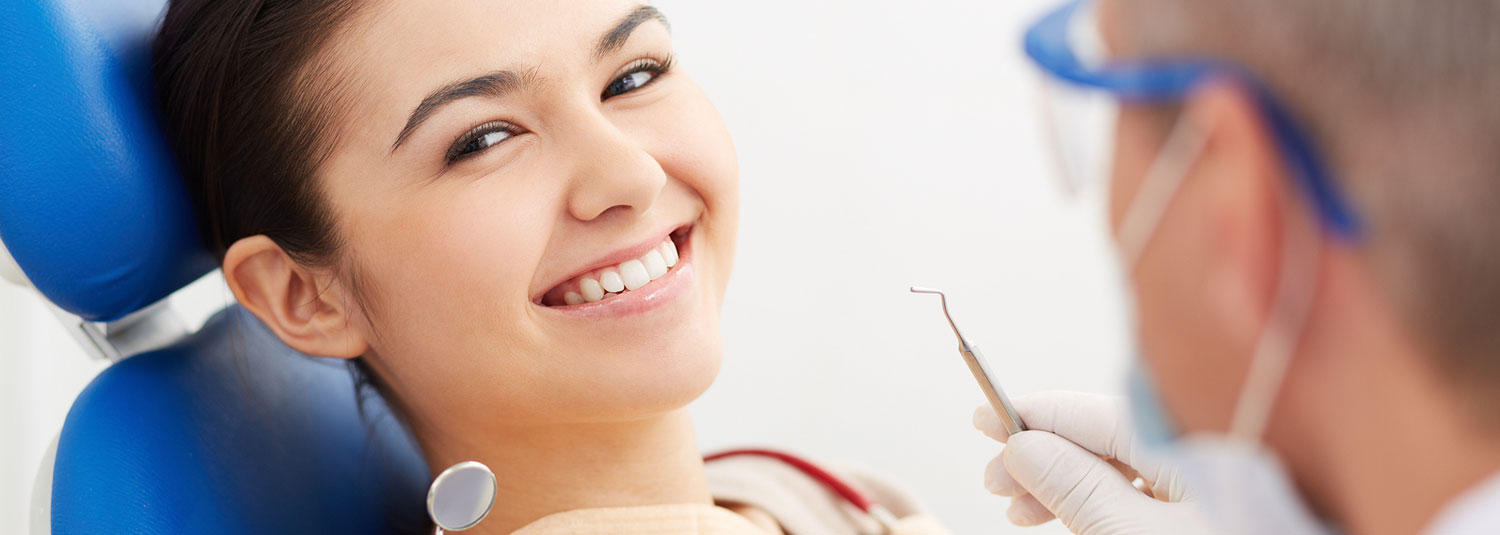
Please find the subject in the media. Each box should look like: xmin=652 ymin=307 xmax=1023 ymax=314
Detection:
xmin=601 ymin=270 xmax=625 ymax=293
xmin=621 ymin=259 xmax=650 ymax=290
xmin=559 ymin=237 xmax=680 ymax=306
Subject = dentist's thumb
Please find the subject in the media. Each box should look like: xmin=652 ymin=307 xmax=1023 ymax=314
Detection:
xmin=999 ymin=431 xmax=1181 ymax=535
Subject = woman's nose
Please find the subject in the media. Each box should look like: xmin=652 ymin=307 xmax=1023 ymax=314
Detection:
xmin=564 ymin=114 xmax=668 ymax=223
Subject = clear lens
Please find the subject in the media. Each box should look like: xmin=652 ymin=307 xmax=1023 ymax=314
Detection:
xmin=1035 ymin=0 xmax=1119 ymax=197
xmin=1040 ymin=77 xmax=1118 ymax=195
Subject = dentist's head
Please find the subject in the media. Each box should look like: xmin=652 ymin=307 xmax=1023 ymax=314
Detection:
xmin=1094 ymin=0 xmax=1500 ymax=531
xmin=154 ymin=0 xmax=739 ymax=480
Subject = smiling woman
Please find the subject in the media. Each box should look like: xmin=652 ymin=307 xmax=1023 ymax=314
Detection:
xmin=152 ymin=1 xmax=947 ymax=534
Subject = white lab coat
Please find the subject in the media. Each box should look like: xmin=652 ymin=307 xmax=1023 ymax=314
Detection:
xmin=1424 ymin=471 xmax=1500 ymax=535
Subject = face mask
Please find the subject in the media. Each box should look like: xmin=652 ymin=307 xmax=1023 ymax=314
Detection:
xmin=1112 ymin=112 xmax=1338 ymax=535
xmin=1125 ymin=359 xmax=1177 ymax=451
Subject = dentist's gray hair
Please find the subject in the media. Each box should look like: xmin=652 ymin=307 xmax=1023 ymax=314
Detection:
xmin=1115 ymin=0 xmax=1500 ymax=415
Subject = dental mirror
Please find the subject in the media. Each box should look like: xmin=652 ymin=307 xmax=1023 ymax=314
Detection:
xmin=428 ymin=461 xmax=497 ymax=533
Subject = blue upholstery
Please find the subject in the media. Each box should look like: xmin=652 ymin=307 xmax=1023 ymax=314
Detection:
xmin=0 ymin=0 xmax=433 ymax=532
xmin=52 ymin=306 xmax=430 ymax=534
xmin=0 ymin=0 xmax=215 ymax=322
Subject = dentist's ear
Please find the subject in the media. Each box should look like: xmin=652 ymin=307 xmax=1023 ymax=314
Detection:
xmin=222 ymin=235 xmax=370 ymax=359
xmin=1185 ymin=81 xmax=1294 ymax=352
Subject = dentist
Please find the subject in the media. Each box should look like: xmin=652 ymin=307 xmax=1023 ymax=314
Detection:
xmin=974 ymin=1 xmax=1500 ymax=534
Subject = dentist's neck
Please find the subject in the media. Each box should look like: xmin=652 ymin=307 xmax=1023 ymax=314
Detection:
xmin=1278 ymin=259 xmax=1500 ymax=535
xmin=1298 ymin=345 xmax=1500 ymax=535
xmin=424 ymin=408 xmax=710 ymax=535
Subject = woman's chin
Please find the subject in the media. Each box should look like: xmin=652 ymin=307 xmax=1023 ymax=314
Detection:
xmin=603 ymin=343 xmax=720 ymax=419
xmin=567 ymin=339 xmax=724 ymax=422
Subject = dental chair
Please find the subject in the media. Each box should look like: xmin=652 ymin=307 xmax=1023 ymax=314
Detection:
xmin=1 ymin=0 xmax=429 ymax=533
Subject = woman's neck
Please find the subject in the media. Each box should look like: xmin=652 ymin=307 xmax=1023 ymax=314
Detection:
xmin=423 ymin=408 xmax=711 ymax=535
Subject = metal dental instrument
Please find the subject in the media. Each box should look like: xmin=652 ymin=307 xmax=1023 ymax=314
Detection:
xmin=910 ymin=287 xmax=1027 ymax=436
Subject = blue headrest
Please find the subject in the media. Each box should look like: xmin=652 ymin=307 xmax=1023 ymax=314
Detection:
xmin=0 ymin=0 xmax=215 ymax=322
xmin=52 ymin=306 xmax=430 ymax=534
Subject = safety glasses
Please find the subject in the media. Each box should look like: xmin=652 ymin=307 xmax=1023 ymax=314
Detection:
xmin=1024 ymin=0 xmax=1364 ymax=241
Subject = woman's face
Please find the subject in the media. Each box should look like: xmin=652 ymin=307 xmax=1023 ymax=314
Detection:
xmin=314 ymin=1 xmax=739 ymax=440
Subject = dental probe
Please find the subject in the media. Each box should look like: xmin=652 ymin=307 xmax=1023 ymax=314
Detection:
xmin=910 ymin=287 xmax=1028 ymax=436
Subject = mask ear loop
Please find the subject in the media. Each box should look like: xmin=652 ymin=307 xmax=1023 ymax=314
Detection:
xmin=1117 ymin=109 xmax=1211 ymax=272
xmin=1227 ymin=172 xmax=1324 ymax=443
xmin=1114 ymin=98 xmax=1321 ymax=445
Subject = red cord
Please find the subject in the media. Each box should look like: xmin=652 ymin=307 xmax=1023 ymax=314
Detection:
xmin=704 ymin=448 xmax=878 ymax=512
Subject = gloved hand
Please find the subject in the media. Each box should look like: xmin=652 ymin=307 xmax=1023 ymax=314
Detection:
xmin=973 ymin=391 xmax=1212 ymax=535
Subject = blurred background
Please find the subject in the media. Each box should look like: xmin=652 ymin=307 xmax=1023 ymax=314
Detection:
xmin=1 ymin=1 xmax=1130 ymax=533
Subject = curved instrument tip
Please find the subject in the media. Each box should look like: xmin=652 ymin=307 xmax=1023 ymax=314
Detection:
xmin=909 ymin=285 xmax=966 ymax=347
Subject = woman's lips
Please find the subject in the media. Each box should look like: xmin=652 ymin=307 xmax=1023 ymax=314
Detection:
xmin=543 ymin=235 xmax=680 ymax=306
xmin=535 ymin=231 xmax=695 ymax=318
xmin=536 ymin=226 xmax=691 ymax=306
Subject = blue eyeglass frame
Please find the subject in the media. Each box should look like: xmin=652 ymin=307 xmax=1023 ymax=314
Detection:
xmin=1023 ymin=0 xmax=1364 ymax=241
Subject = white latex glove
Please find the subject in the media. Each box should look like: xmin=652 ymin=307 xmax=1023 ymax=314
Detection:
xmin=973 ymin=391 xmax=1212 ymax=535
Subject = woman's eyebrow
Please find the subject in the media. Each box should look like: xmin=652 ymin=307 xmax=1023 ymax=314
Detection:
xmin=390 ymin=70 xmax=535 ymax=154
xmin=390 ymin=6 xmax=669 ymax=155
xmin=595 ymin=5 xmax=670 ymax=61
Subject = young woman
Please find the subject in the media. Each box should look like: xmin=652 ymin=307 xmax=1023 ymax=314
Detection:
xmin=153 ymin=1 xmax=948 ymax=533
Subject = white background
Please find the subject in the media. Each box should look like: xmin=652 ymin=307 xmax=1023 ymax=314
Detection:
xmin=1 ymin=1 xmax=1132 ymax=533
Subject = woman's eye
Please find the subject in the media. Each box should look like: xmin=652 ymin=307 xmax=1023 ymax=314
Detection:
xmin=602 ymin=57 xmax=673 ymax=100
xmin=446 ymin=121 xmax=520 ymax=163
xmin=604 ymin=71 xmax=655 ymax=98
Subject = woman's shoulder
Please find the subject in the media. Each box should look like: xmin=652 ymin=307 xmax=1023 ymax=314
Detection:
xmin=704 ymin=450 xmax=950 ymax=535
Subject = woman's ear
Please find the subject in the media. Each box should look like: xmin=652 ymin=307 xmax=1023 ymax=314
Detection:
xmin=222 ymin=235 xmax=370 ymax=359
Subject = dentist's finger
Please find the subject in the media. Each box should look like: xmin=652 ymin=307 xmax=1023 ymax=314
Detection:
xmin=983 ymin=452 xmax=1025 ymax=497
xmin=1000 ymin=392 xmax=1130 ymax=457
xmin=973 ymin=404 xmax=1013 ymax=442
xmin=1002 ymin=431 xmax=1152 ymax=528
xmin=1006 ymin=493 xmax=1058 ymax=527
xmin=981 ymin=391 xmax=1177 ymax=490
xmin=987 ymin=442 xmax=1147 ymax=499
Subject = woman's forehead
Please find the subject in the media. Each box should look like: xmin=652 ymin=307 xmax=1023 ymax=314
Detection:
xmin=317 ymin=0 xmax=667 ymax=160
xmin=340 ymin=0 xmax=656 ymax=80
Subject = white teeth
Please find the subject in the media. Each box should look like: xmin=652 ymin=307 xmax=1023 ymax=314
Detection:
xmin=554 ymin=236 xmax=687 ymax=306
xmin=642 ymin=250 xmax=668 ymax=280
xmin=620 ymin=259 xmax=650 ymax=290
xmin=580 ymin=278 xmax=605 ymax=302
xmin=660 ymin=239 xmax=678 ymax=267
xmin=600 ymin=269 xmax=625 ymax=293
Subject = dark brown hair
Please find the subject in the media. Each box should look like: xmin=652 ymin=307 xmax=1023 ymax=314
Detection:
xmin=153 ymin=0 xmax=401 ymax=425
xmin=154 ymin=0 xmax=357 ymax=264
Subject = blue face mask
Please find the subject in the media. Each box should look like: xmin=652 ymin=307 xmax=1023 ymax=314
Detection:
xmin=1126 ymin=359 xmax=1178 ymax=452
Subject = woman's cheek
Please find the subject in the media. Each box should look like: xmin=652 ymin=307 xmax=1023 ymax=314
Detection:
xmin=357 ymin=175 xmax=555 ymax=348
xmin=388 ymin=193 xmax=522 ymax=287
xmin=664 ymin=88 xmax=738 ymax=193
xmin=680 ymin=90 xmax=741 ymax=293
xmin=354 ymin=184 xmax=562 ymax=422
